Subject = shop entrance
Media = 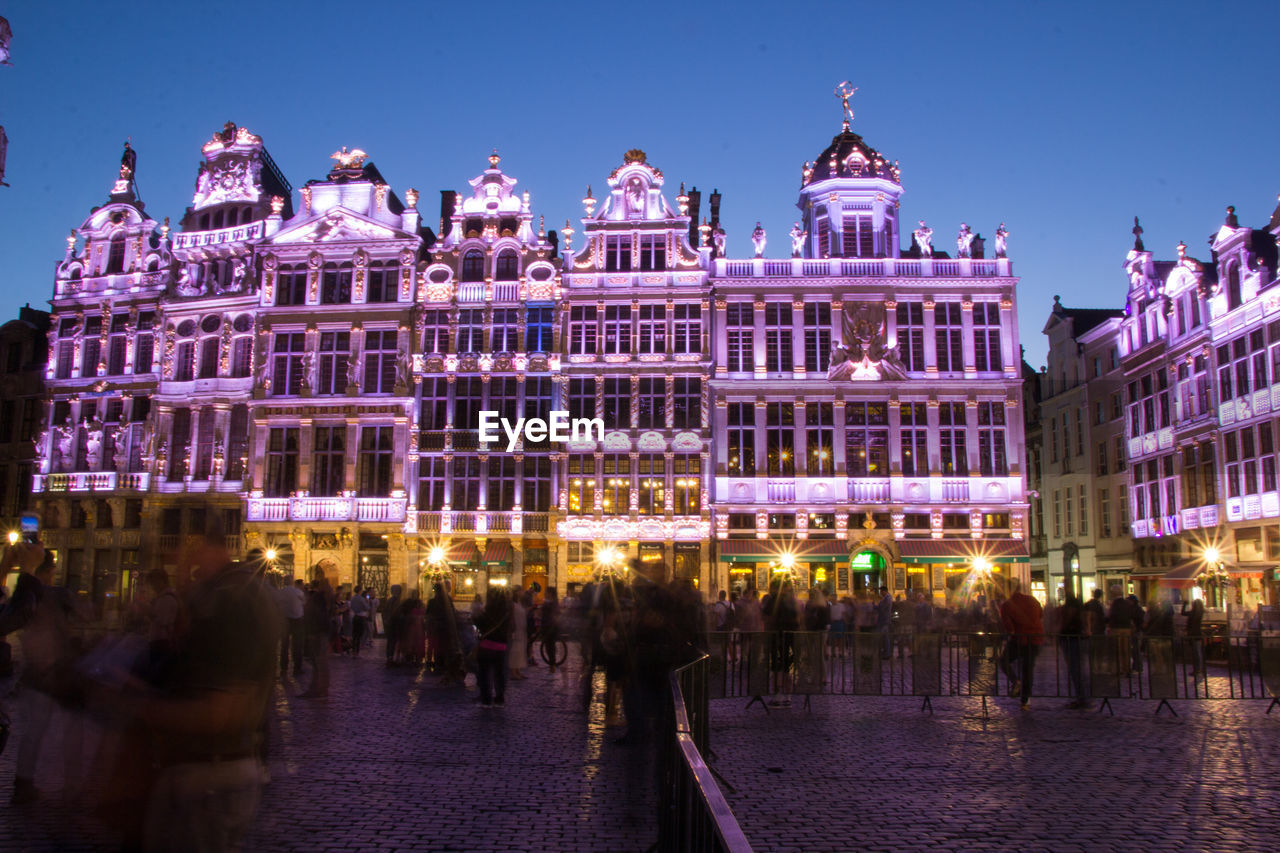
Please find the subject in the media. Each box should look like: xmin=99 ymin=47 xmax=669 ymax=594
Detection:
xmin=850 ymin=550 xmax=886 ymax=594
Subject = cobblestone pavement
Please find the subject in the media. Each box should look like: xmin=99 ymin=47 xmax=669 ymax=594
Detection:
xmin=2 ymin=644 xmax=1278 ymax=852
xmin=0 ymin=645 xmax=659 ymax=853
xmin=713 ymin=693 xmax=1280 ymax=853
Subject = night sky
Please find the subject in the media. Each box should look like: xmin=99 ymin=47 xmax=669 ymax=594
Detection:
xmin=1 ymin=0 xmax=1276 ymax=367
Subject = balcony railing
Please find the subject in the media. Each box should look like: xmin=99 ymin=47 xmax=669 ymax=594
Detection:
xmin=246 ymin=496 xmax=407 ymax=523
xmin=848 ymin=478 xmax=891 ymax=503
xmin=415 ymin=510 xmax=550 ymax=536
xmin=714 ymin=256 xmax=1008 ymax=279
xmin=34 ymin=471 xmax=151 ymax=493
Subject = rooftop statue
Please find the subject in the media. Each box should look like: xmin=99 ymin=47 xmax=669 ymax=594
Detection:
xmin=789 ymin=222 xmax=807 ymax=258
xmin=120 ymin=140 xmax=137 ymax=179
xmin=913 ymin=220 xmax=933 ymax=257
xmin=751 ymin=222 xmax=767 ymax=258
xmin=995 ymin=223 xmax=1009 ymax=259
xmin=956 ymin=223 xmax=974 ymax=259
xmin=0 ymin=15 xmax=12 ymax=66
xmin=834 ymin=80 xmax=858 ymax=129
xmin=712 ymin=224 xmax=726 ymax=258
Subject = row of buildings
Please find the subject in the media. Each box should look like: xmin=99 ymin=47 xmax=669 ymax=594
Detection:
xmin=1034 ymin=208 xmax=1280 ymax=611
xmin=4 ymin=105 xmax=1036 ymax=604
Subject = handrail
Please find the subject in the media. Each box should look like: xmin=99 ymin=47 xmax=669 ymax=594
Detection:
xmin=663 ymin=655 xmax=754 ymax=853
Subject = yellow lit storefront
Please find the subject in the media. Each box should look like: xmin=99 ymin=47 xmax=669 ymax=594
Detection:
xmin=895 ymin=540 xmax=1030 ymax=605
xmin=717 ymin=540 xmax=851 ymax=592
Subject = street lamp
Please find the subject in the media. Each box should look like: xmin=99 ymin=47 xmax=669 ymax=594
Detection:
xmin=1199 ymin=546 xmax=1230 ymax=609
xmin=264 ymin=547 xmax=278 ymax=563
xmin=6 ymin=531 xmax=18 ymax=546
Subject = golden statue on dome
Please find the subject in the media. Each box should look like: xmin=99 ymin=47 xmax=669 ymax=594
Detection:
xmin=834 ymin=81 xmax=857 ymax=130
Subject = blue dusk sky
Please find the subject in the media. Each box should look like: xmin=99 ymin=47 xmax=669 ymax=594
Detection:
xmin=0 ymin=0 xmax=1277 ymax=368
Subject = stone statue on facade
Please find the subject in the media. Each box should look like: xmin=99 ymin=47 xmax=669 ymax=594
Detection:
xmin=223 ymin=258 xmax=247 ymax=293
xmin=913 ymin=220 xmax=933 ymax=257
xmin=114 ymin=433 xmax=131 ymax=473
xmin=346 ymin=353 xmax=363 ymax=389
xmin=256 ymin=356 xmax=272 ymax=392
xmin=393 ymin=345 xmax=411 ymax=390
xmin=790 ymin=222 xmax=807 ymax=258
xmin=33 ymin=428 xmax=47 ymax=466
xmin=54 ymin=423 xmax=74 ymax=473
xmin=994 ymin=223 xmax=1009 ymax=259
xmin=120 ymin=141 xmax=137 ymax=180
xmin=624 ymin=176 xmax=645 ymax=218
xmin=84 ymin=420 xmax=104 ymax=470
xmin=0 ymin=16 xmax=12 ymax=66
xmin=175 ymin=266 xmax=202 ymax=297
xmin=751 ymin=222 xmax=767 ymax=258
xmin=712 ymin=224 xmax=726 ymax=258
xmin=956 ymin=223 xmax=974 ymax=259
xmin=300 ymin=351 xmax=315 ymax=394
xmin=827 ymin=301 xmax=908 ymax=381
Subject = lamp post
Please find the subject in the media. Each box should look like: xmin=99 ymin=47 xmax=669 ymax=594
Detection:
xmin=1199 ymin=546 xmax=1230 ymax=610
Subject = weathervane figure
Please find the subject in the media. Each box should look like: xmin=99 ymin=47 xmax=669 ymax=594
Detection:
xmin=834 ymin=81 xmax=858 ymax=130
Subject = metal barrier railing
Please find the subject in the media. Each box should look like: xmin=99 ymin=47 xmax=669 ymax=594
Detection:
xmin=703 ymin=631 xmax=1280 ymax=716
xmin=658 ymin=655 xmax=754 ymax=853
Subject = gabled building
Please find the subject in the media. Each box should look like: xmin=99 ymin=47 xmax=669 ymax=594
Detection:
xmin=0 ymin=304 xmax=49 ymax=531
xmin=556 ymin=150 xmax=713 ymax=589
xmin=412 ymin=152 xmax=560 ymax=598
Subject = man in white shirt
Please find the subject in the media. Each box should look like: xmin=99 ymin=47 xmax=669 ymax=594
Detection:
xmin=275 ymin=578 xmax=306 ymax=677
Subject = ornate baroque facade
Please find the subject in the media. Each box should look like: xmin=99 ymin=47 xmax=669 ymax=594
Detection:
xmin=31 ymin=107 xmax=1029 ymax=603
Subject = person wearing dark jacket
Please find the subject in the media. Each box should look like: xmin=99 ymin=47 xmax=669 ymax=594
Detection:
xmin=473 ymin=589 xmax=513 ymax=707
xmin=300 ymin=570 xmax=334 ymax=698
xmin=1000 ymin=580 xmax=1044 ymax=710
xmin=1058 ymin=595 xmax=1091 ymax=709
xmin=1182 ymin=599 xmax=1206 ymax=676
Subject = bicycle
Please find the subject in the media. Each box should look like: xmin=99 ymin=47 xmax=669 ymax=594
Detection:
xmin=539 ymin=634 xmax=568 ymax=667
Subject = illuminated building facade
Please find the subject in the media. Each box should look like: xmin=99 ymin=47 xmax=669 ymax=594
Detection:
xmin=555 ymin=151 xmax=713 ymax=589
xmin=708 ymin=116 xmax=1029 ymax=599
xmin=30 ymin=105 xmax=1031 ymax=602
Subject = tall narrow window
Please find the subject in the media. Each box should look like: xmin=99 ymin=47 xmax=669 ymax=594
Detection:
xmin=522 ymin=456 xmax=552 ymax=511
xmin=603 ymin=378 xmax=631 ymax=429
xmin=765 ymin=303 xmax=793 ymax=372
xmin=264 ymin=428 xmax=299 ymax=497
xmin=639 ymin=235 xmax=666 ymax=271
xmin=168 ymin=408 xmax=192 ymax=479
xmin=569 ymin=306 xmax=598 ymax=356
xmin=231 ymin=337 xmax=252 ymax=378
xmin=604 ymin=305 xmax=631 ymax=355
xmin=605 ymin=237 xmax=630 ymax=272
xmin=673 ymin=454 xmax=700 ymax=514
xmin=568 ymin=378 xmax=597 ymax=421
xmin=361 ymin=330 xmax=397 ymax=394
xmin=490 ymin=308 xmax=519 ymax=352
xmin=461 ymin=250 xmax=485 ymax=282
xmin=977 ymin=402 xmax=1008 ymax=477
xmin=935 ymin=303 xmax=963 ymax=373
xmin=358 ymin=426 xmax=394 ymax=497
xmin=276 ymin=265 xmax=307 ymax=306
xmin=900 ymin=403 xmax=929 ymax=476
xmin=727 ymin=403 xmax=755 ymax=476
xmin=567 ymin=455 xmax=595 ymax=514
xmin=638 ymin=453 xmax=664 ymax=514
xmin=108 ymin=315 xmax=128 ymax=375
xmin=495 ymin=250 xmax=519 ymax=281
xmin=525 ymin=306 xmax=553 ymax=352
xmin=487 ymin=457 xmax=517 ymax=510
xmin=452 ymin=457 xmax=482 ymax=509
xmin=226 ymin=405 xmax=248 ymax=480
xmin=418 ymin=457 xmax=447 ymax=511
xmin=456 ymin=309 xmax=484 ymax=353
xmin=938 ymin=402 xmax=968 ymax=475
xmin=106 ymin=234 xmax=126 ymax=274
xmin=367 ymin=261 xmax=399 ymax=303
xmin=804 ymin=303 xmax=831 ymax=373
xmin=453 ymin=377 xmax=484 ymax=432
xmin=766 ymin=402 xmax=795 ymax=476
xmin=672 ymin=377 xmax=700 ymax=429
xmin=173 ymin=340 xmax=195 ymax=382
xmin=312 ymin=426 xmax=346 ymax=495
xmin=602 ymin=455 xmax=630 ymax=516
xmin=198 ymin=337 xmax=219 ymax=379
xmin=726 ymin=302 xmax=754 ymax=372
xmin=317 ymin=332 xmax=350 ymax=395
xmin=422 ymin=310 xmax=450 ymax=354
xmin=637 ymin=377 xmax=665 ymax=429
xmin=271 ymin=332 xmax=305 ymax=396
xmin=806 ymin=403 xmax=834 ymax=476
xmin=845 ymin=402 xmax=888 ymax=476
xmin=972 ymin=302 xmax=1003 ymax=372
xmin=490 ymin=377 xmax=518 ymax=423
xmin=673 ymin=304 xmax=700 ymax=355
xmin=320 ymin=263 xmax=353 ymax=305
xmin=638 ymin=305 xmax=666 ymax=355
xmin=192 ymin=408 xmax=217 ymax=480
xmin=134 ymin=314 xmax=154 ymax=374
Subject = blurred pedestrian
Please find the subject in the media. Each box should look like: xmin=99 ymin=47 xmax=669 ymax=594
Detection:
xmin=300 ymin=570 xmax=334 ymax=699
xmin=273 ymin=577 xmax=305 ymax=678
xmin=1000 ymin=579 xmax=1045 ymax=710
xmin=474 ymin=589 xmax=513 ymax=708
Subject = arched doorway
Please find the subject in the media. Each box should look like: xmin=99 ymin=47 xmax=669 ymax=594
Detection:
xmin=849 ymin=549 xmax=887 ymax=595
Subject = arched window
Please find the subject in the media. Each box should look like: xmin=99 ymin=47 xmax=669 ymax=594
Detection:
xmin=495 ymin=249 xmax=519 ymax=281
xmin=106 ymin=233 xmax=127 ymax=274
xmin=199 ymin=213 xmax=211 ymax=230
xmin=461 ymin=250 xmax=485 ymax=282
xmin=212 ymin=209 xmax=224 ymax=230
xmin=198 ymin=337 xmax=220 ymax=379
xmin=226 ymin=207 xmax=239 ymax=227
xmin=1227 ymin=263 xmax=1242 ymax=310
